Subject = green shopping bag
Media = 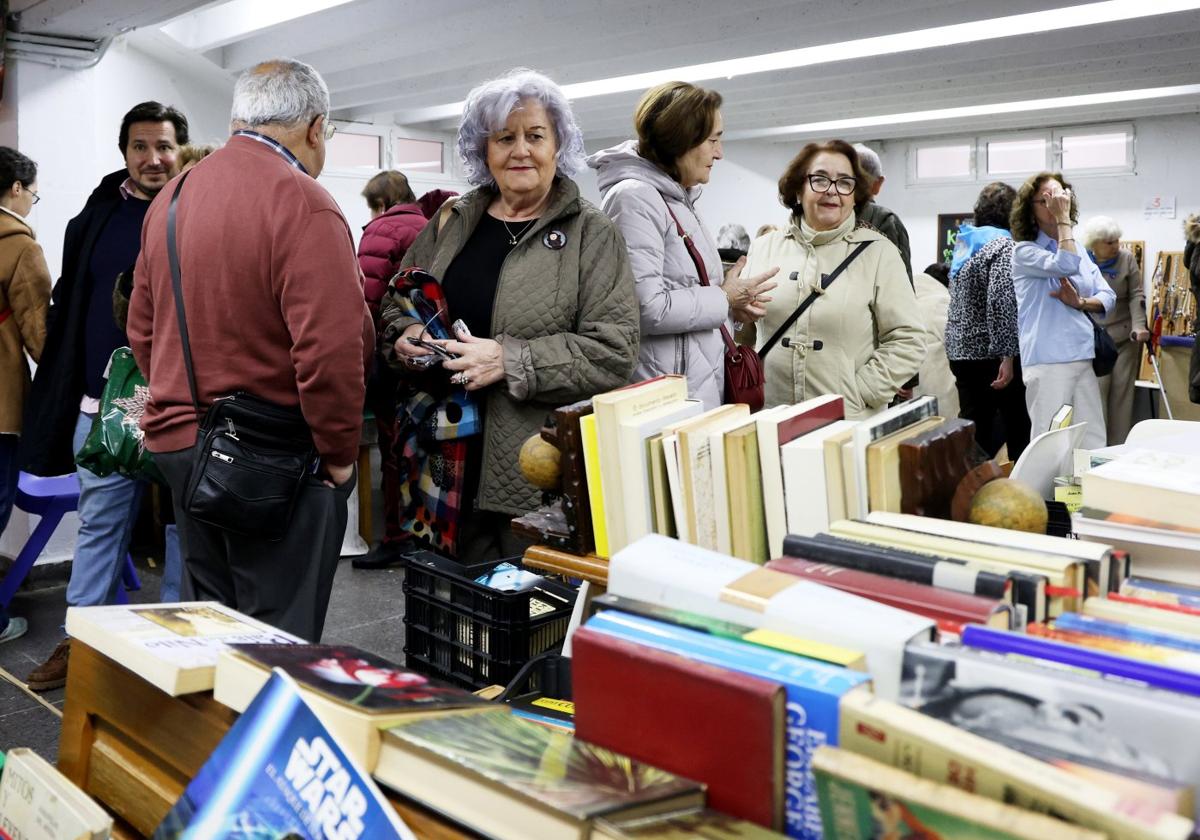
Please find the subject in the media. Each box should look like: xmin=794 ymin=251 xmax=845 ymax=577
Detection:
xmin=75 ymin=347 xmax=165 ymax=484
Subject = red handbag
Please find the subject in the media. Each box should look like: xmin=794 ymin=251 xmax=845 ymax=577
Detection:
xmin=664 ymin=206 xmax=765 ymax=411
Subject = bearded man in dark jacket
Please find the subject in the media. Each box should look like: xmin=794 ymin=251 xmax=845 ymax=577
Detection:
xmin=22 ymin=102 xmax=188 ymax=692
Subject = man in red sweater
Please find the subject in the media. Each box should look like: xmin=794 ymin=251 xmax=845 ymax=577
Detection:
xmin=129 ymin=58 xmax=373 ymax=641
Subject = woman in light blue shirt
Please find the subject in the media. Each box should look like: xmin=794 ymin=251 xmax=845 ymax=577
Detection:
xmin=1010 ymin=173 xmax=1114 ymax=450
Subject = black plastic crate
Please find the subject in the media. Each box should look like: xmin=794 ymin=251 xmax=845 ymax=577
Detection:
xmin=402 ymin=550 xmax=576 ymax=690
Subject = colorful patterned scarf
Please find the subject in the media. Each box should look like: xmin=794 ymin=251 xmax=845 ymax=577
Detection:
xmin=388 ymin=268 xmax=481 ymax=555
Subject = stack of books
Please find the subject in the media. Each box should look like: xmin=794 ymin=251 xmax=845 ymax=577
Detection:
xmin=578 ymin=522 xmax=1200 ymax=839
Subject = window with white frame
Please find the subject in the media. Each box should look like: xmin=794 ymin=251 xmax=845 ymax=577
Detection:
xmin=324 ymin=130 xmax=383 ymax=171
xmin=393 ymin=137 xmax=445 ymax=175
xmin=1056 ymin=124 xmax=1134 ymax=174
xmin=908 ymin=122 xmax=1136 ymax=184
xmin=983 ymin=134 xmax=1047 ymax=176
xmin=910 ymin=142 xmax=974 ymax=182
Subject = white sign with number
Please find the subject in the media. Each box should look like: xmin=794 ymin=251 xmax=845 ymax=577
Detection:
xmin=1143 ymin=195 xmax=1176 ymax=219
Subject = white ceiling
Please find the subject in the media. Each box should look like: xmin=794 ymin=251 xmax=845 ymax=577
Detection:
xmin=11 ymin=0 xmax=1200 ymax=143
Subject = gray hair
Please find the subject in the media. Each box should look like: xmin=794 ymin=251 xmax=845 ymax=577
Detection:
xmin=853 ymin=143 xmax=883 ymax=184
xmin=1081 ymin=215 xmax=1122 ymax=249
xmin=230 ymin=58 xmax=330 ymax=131
xmin=457 ymin=68 xmax=586 ymax=188
xmin=716 ymin=223 xmax=750 ymax=252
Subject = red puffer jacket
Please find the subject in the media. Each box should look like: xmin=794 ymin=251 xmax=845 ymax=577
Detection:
xmin=357 ymin=189 xmax=457 ymax=312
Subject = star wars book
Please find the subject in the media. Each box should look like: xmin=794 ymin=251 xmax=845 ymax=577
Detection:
xmin=153 ymin=669 xmax=415 ymax=840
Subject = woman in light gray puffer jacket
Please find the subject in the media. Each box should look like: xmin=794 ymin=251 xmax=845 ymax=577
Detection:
xmin=588 ymin=82 xmax=777 ymax=409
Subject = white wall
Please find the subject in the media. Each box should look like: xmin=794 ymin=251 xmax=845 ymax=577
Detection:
xmin=870 ymin=114 xmax=1200 ymax=273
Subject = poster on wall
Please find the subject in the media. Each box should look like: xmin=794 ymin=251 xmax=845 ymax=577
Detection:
xmin=936 ymin=212 xmax=973 ymax=266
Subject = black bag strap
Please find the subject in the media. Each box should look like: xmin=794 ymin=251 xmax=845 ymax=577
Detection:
xmin=166 ymin=170 xmax=202 ymax=419
xmin=759 ymin=240 xmax=872 ymax=359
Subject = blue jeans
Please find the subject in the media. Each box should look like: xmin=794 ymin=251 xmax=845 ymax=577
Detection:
xmin=0 ymin=434 xmax=19 ymax=536
xmin=67 ymin=412 xmax=144 ymax=607
xmin=161 ymin=524 xmax=181 ymax=602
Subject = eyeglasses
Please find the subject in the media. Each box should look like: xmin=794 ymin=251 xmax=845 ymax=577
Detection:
xmin=806 ymin=174 xmax=857 ymax=196
xmin=323 ymin=116 xmax=336 ymax=141
xmin=27 ymin=189 xmax=39 ymax=205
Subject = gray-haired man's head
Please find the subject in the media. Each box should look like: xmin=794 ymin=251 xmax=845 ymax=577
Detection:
xmin=230 ymin=59 xmax=333 ymax=177
xmin=853 ymin=143 xmax=885 ymax=198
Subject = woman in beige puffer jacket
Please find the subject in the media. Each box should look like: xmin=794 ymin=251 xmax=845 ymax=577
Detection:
xmin=744 ymin=140 xmax=925 ymax=417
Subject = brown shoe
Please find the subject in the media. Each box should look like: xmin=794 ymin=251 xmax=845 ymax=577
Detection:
xmin=27 ymin=638 xmax=70 ymax=692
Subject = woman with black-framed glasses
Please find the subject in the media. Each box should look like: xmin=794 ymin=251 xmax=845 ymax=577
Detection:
xmin=742 ymin=139 xmax=925 ymax=415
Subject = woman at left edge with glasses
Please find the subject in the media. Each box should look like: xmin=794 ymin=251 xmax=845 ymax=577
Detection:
xmin=378 ymin=68 xmax=639 ymax=560
xmin=0 ymin=147 xmax=51 ymax=644
xmin=743 ymin=140 xmax=925 ymax=416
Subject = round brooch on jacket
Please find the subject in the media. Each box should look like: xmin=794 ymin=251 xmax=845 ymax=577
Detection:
xmin=542 ymin=230 xmax=567 ymax=250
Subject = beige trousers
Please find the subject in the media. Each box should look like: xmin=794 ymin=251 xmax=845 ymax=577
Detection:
xmin=1098 ymin=338 xmax=1140 ymax=446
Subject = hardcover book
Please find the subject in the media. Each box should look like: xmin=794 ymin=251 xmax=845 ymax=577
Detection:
xmin=1123 ymin=576 xmax=1200 ymax=609
xmin=864 ymin=511 xmax=1124 ymax=596
xmin=813 ymin=746 xmax=1104 ymax=840
xmin=65 ymin=602 xmax=302 ymax=695
xmin=897 ymin=417 xmax=978 ymax=519
xmin=153 ymin=670 xmax=414 ymax=839
xmin=375 ymin=710 xmax=704 ymax=840
xmin=767 ymin=557 xmax=1012 ymax=634
xmin=850 ymin=396 xmax=938 ymax=515
xmin=1081 ymin=448 xmax=1200 ymax=532
xmin=619 ymin=399 xmax=703 ymax=548
xmin=573 ymin=626 xmax=786 ymax=830
xmin=678 ymin=405 xmax=750 ymax=551
xmin=214 ymin=643 xmax=496 ymax=770
xmin=864 ymin=416 xmax=944 ymax=513
xmin=583 ymin=609 xmax=871 ymax=840
xmin=596 ymin=809 xmax=786 ymax=838
xmin=827 ymin=520 xmax=1083 ymax=615
xmin=780 ymin=419 xmax=858 ymax=538
xmin=725 ymin=420 xmax=770 ymax=563
xmin=757 ymin=395 xmax=844 ymax=557
xmin=1084 ymin=596 xmax=1200 ymax=638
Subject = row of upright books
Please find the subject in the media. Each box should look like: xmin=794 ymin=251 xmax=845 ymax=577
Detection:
xmin=560 ymin=374 xmax=975 ymax=563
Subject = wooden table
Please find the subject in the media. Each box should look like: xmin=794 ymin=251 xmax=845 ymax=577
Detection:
xmin=58 ymin=640 xmax=477 ymax=839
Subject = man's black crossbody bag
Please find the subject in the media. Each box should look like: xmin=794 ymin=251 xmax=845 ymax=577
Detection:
xmin=166 ymin=172 xmax=317 ymax=542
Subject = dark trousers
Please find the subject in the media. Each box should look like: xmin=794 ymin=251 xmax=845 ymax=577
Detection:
xmin=0 ymin=434 xmax=19 ymax=535
xmin=949 ymin=357 xmax=1032 ymax=461
xmin=155 ymin=448 xmax=354 ymax=642
xmin=368 ymin=357 xmax=405 ymax=545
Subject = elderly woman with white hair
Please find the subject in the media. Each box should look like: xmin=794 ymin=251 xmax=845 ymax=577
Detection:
xmin=379 ymin=68 xmax=639 ymax=560
xmin=1082 ymin=215 xmax=1148 ymax=444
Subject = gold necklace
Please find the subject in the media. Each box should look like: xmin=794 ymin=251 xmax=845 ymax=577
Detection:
xmin=500 ymin=217 xmax=536 ymax=245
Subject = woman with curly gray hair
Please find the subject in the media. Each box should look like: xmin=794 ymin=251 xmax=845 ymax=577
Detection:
xmin=1081 ymin=215 xmax=1147 ymax=444
xmin=379 ymin=68 xmax=639 ymax=559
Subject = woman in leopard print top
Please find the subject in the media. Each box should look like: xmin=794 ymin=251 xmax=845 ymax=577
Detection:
xmin=945 ymin=182 xmax=1031 ymax=460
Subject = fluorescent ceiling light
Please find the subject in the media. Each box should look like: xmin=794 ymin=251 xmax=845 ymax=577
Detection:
xmin=723 ymin=84 xmax=1200 ymax=140
xmin=398 ymin=0 xmax=1200 ymax=123
xmin=161 ymin=0 xmax=357 ymax=52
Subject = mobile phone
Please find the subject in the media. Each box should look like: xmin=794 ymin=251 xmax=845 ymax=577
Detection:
xmin=452 ymin=319 xmax=472 ymax=338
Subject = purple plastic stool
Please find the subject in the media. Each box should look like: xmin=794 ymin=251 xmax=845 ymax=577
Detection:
xmin=0 ymin=472 xmax=141 ymax=608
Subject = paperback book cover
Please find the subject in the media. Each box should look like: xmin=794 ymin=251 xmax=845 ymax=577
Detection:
xmin=65 ymin=602 xmax=302 ymax=695
xmin=153 ymin=670 xmax=414 ymax=840
xmin=1123 ymin=577 xmax=1200 ymax=609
